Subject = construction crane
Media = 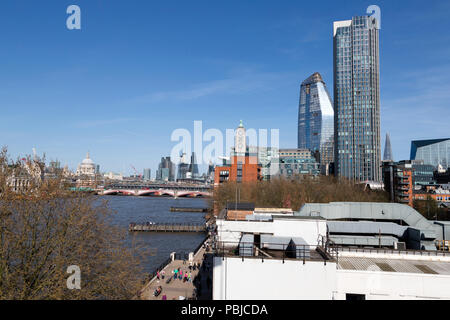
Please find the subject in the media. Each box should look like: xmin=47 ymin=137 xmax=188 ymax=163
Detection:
xmin=130 ymin=165 xmax=142 ymax=178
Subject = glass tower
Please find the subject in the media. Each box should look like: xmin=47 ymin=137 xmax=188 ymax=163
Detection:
xmin=297 ymin=72 xmax=334 ymax=166
xmin=410 ymin=139 xmax=450 ymax=169
xmin=333 ymin=16 xmax=381 ymax=182
xmin=383 ymin=133 xmax=393 ymax=161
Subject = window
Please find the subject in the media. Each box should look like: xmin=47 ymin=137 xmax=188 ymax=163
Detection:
xmin=346 ymin=293 xmax=366 ymax=301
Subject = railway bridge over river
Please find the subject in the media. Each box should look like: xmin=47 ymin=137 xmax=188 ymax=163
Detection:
xmin=99 ymin=183 xmax=212 ymax=198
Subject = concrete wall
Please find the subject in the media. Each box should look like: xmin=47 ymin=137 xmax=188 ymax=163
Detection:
xmin=216 ymin=218 xmax=327 ymax=246
xmin=213 ymin=256 xmax=337 ymax=300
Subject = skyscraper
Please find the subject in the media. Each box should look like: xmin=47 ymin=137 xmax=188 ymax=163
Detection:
xmin=177 ymin=152 xmax=190 ymax=180
xmin=410 ymin=138 xmax=450 ymax=169
xmin=143 ymin=168 xmax=151 ymax=181
xmin=189 ymin=152 xmax=199 ymax=178
xmin=333 ymin=16 xmax=381 ymax=182
xmin=298 ymin=72 xmax=334 ymax=167
xmin=156 ymin=157 xmax=175 ymax=182
xmin=383 ymin=133 xmax=394 ymax=162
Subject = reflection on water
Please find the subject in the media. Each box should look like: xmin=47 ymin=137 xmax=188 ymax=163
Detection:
xmin=96 ymin=196 xmax=208 ymax=274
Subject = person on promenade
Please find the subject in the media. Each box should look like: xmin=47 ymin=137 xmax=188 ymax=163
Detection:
xmin=156 ymin=271 xmax=160 ymax=281
xmin=161 ymin=270 xmax=165 ymax=279
xmin=188 ymin=272 xmax=192 ymax=282
xmin=173 ymin=268 xmax=178 ymax=280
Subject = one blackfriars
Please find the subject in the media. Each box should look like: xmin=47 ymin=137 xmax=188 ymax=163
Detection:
xmin=297 ymin=72 xmax=334 ymax=171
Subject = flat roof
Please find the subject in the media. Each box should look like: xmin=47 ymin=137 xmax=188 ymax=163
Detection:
xmin=338 ymin=256 xmax=450 ymax=275
xmin=273 ymin=215 xmax=325 ymax=221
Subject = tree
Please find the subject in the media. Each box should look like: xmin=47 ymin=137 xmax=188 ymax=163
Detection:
xmin=413 ymin=196 xmax=449 ymax=221
xmin=0 ymin=147 xmax=143 ymax=299
xmin=213 ymin=176 xmax=389 ymax=213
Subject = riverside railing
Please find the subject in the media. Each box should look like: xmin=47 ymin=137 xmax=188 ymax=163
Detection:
xmin=214 ymin=241 xmax=336 ymax=265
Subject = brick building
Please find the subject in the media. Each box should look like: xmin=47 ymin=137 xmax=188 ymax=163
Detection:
xmin=214 ymin=121 xmax=262 ymax=186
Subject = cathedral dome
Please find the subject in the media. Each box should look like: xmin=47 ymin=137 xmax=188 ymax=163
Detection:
xmin=77 ymin=152 xmax=96 ymax=176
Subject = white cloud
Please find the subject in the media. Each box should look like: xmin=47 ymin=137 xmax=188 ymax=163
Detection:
xmin=126 ymin=71 xmax=293 ymax=105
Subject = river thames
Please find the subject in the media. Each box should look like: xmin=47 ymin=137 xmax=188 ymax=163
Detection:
xmin=98 ymin=196 xmax=208 ymax=275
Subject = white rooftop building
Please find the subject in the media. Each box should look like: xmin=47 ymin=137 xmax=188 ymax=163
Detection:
xmin=212 ymin=205 xmax=450 ymax=300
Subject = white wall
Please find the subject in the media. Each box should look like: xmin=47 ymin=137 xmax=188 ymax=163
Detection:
xmin=334 ymin=270 xmax=450 ymax=300
xmin=213 ymin=256 xmax=337 ymax=300
xmin=213 ymin=256 xmax=450 ymax=300
xmin=217 ymin=218 xmax=327 ymax=246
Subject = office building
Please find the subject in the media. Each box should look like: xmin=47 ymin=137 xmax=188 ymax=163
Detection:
xmin=382 ymin=161 xmax=414 ymax=207
xmin=410 ymin=139 xmax=450 ymax=169
xmin=298 ymin=72 xmax=334 ymax=167
xmin=177 ymin=152 xmax=190 ymax=180
xmin=333 ymin=16 xmax=381 ymax=182
xmin=156 ymin=157 xmax=175 ymax=182
xmin=278 ymin=149 xmax=320 ymax=178
xmin=189 ymin=152 xmax=199 ymax=178
xmin=434 ymin=166 xmax=450 ymax=185
xmin=143 ymin=168 xmax=151 ymax=181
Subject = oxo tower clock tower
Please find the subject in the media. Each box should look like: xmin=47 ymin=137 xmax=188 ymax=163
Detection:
xmin=235 ymin=120 xmax=246 ymax=155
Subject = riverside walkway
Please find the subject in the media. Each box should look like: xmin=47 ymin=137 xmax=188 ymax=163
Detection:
xmin=139 ymin=239 xmax=213 ymax=300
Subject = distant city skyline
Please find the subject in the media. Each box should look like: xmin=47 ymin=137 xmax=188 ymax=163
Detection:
xmin=1 ymin=1 xmax=449 ymax=175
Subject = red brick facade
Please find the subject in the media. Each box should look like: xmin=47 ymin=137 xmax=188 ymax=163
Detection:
xmin=214 ymin=155 xmax=261 ymax=186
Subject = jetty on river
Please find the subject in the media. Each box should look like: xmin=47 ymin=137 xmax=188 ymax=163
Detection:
xmin=129 ymin=222 xmax=207 ymax=233
xmin=170 ymin=207 xmax=208 ymax=213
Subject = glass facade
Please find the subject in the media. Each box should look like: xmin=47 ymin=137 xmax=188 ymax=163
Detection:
xmin=412 ymin=164 xmax=435 ymax=185
xmin=410 ymin=139 xmax=450 ymax=169
xmin=277 ymin=149 xmax=320 ymax=178
xmin=333 ymin=16 xmax=381 ymax=182
xmin=143 ymin=168 xmax=151 ymax=181
xmin=298 ymin=72 xmax=334 ymax=166
xmin=383 ymin=133 xmax=393 ymax=161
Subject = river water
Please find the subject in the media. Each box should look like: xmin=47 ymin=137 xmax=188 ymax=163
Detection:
xmin=99 ymin=196 xmax=208 ymax=274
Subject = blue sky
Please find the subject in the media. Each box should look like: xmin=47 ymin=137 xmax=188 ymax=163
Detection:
xmin=1 ymin=0 xmax=449 ymax=176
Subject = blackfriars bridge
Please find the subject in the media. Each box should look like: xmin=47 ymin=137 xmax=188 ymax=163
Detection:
xmin=100 ymin=183 xmax=212 ymax=198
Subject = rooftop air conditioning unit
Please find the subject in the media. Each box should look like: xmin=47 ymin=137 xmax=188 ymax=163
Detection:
xmin=394 ymin=242 xmax=406 ymax=250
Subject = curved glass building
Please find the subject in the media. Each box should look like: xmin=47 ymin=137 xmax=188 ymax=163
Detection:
xmin=410 ymin=139 xmax=450 ymax=169
xmin=297 ymin=72 xmax=334 ymax=166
